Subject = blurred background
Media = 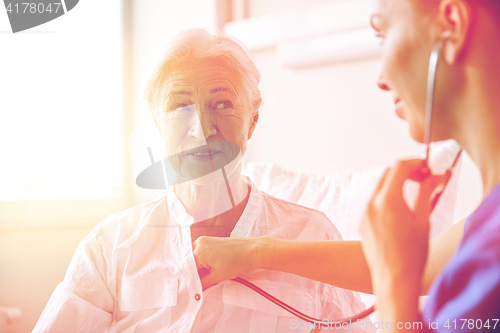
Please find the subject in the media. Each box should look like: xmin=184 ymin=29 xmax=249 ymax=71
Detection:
xmin=0 ymin=0 xmax=482 ymax=331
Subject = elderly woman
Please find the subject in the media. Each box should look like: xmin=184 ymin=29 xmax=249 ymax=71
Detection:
xmin=33 ymin=29 xmax=372 ymax=333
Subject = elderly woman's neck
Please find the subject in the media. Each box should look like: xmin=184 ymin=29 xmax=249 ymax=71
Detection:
xmin=174 ymin=174 xmax=250 ymax=223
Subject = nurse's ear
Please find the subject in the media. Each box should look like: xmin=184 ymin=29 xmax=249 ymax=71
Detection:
xmin=437 ymin=0 xmax=472 ymax=64
xmin=247 ymin=111 xmax=259 ymax=140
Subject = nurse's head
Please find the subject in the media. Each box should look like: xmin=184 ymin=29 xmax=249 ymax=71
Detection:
xmin=372 ymin=0 xmax=500 ymax=143
xmin=143 ymin=29 xmax=261 ymax=184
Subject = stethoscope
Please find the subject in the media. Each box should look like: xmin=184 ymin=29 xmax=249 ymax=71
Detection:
xmin=230 ymin=32 xmax=463 ymax=326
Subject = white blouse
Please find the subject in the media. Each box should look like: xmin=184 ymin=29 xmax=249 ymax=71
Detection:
xmin=33 ymin=182 xmax=373 ymax=333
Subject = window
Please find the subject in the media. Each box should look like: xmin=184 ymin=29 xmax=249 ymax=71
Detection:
xmin=0 ymin=0 xmax=128 ymax=228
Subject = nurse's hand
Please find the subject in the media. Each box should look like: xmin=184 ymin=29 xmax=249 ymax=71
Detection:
xmin=359 ymin=159 xmax=451 ymax=297
xmin=192 ymin=236 xmax=275 ymax=290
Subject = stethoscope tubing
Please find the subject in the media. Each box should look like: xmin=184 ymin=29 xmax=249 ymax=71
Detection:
xmin=425 ymin=38 xmax=444 ymax=164
xmin=232 ymin=277 xmax=375 ymax=325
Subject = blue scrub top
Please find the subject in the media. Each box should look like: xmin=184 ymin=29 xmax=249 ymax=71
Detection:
xmin=423 ymin=184 xmax=500 ymax=332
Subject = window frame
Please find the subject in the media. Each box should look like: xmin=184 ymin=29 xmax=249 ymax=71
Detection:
xmin=0 ymin=0 xmax=134 ymax=230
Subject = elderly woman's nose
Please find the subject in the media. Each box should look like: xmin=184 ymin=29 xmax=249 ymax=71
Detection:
xmin=188 ymin=111 xmax=217 ymax=140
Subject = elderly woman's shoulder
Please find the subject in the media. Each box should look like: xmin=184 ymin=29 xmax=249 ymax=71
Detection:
xmin=259 ymin=190 xmax=331 ymax=222
xmin=258 ymin=190 xmax=341 ymax=240
xmin=86 ymin=194 xmax=169 ymax=242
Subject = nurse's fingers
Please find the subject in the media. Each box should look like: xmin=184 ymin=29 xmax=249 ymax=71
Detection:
xmin=369 ymin=159 xmax=453 ymax=221
xmin=193 ymin=238 xmax=227 ymax=290
xmin=372 ymin=167 xmax=392 ymax=195
xmin=192 ymin=237 xmax=225 ymax=290
xmin=192 ymin=236 xmax=211 ymax=271
xmin=415 ymin=169 xmax=452 ymax=216
xmin=366 ymin=160 xmax=427 ymax=217
xmin=194 ymin=258 xmax=205 ymax=271
xmin=200 ymin=272 xmax=224 ymax=291
xmin=376 ymin=159 xmax=428 ymax=199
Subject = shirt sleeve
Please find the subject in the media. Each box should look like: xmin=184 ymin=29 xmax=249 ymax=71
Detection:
xmin=301 ymin=210 xmax=343 ymax=241
xmin=32 ymin=284 xmax=112 ymax=333
xmin=32 ymin=232 xmax=114 ymax=333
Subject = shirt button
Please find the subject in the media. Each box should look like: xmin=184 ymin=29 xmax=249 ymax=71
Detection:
xmin=195 ymin=293 xmax=201 ymax=301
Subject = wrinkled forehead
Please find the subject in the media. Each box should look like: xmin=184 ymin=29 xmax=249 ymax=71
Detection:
xmin=162 ymin=58 xmax=245 ymax=99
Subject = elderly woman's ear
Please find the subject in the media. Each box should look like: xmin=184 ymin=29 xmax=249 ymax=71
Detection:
xmin=151 ymin=110 xmax=160 ymax=132
xmin=248 ymin=111 xmax=259 ymax=140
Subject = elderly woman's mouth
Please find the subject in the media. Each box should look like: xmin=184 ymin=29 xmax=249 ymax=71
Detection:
xmin=185 ymin=147 xmax=222 ymax=160
xmin=190 ymin=151 xmax=219 ymax=156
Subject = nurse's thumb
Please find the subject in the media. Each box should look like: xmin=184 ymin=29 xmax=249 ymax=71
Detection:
xmin=200 ymin=271 xmax=223 ymax=291
xmin=415 ymin=170 xmax=452 ymax=216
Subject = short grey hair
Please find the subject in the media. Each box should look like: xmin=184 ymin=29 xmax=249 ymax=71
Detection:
xmin=143 ymin=28 xmax=262 ymax=115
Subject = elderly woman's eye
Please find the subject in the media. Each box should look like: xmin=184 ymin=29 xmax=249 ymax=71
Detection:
xmin=216 ymin=101 xmax=233 ymax=109
xmin=173 ymin=104 xmax=194 ymax=112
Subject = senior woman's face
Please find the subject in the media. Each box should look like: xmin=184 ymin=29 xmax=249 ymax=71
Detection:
xmin=155 ymin=59 xmax=257 ymax=183
xmin=372 ymin=0 xmax=439 ymax=142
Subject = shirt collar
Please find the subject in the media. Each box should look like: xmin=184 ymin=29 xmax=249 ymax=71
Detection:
xmin=167 ymin=189 xmax=194 ymax=227
xmin=165 ymin=177 xmax=262 ymax=234
xmin=231 ymin=178 xmax=262 ymax=237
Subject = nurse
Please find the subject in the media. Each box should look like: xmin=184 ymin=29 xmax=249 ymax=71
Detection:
xmin=193 ymin=0 xmax=500 ymax=330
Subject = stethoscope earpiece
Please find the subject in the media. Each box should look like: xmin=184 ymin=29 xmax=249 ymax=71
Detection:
xmin=441 ymin=30 xmax=453 ymax=40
